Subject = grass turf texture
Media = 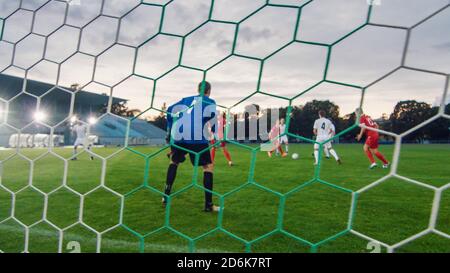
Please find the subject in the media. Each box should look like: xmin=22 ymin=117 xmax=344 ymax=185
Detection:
xmin=0 ymin=144 xmax=448 ymax=253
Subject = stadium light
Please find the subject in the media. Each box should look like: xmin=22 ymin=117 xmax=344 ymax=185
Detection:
xmin=34 ymin=111 xmax=47 ymax=122
xmin=88 ymin=116 xmax=97 ymax=125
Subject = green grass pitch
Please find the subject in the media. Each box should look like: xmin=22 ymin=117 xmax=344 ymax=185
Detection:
xmin=0 ymin=144 xmax=448 ymax=253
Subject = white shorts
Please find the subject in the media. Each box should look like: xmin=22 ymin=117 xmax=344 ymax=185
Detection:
xmin=314 ymin=136 xmax=332 ymax=150
xmin=74 ymin=138 xmax=86 ymax=147
xmin=279 ymin=136 xmax=288 ymax=144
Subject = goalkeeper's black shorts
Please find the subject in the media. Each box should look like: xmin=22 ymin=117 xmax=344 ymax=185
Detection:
xmin=170 ymin=143 xmax=212 ymax=166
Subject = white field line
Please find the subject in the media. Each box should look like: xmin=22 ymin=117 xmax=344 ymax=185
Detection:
xmin=0 ymin=225 xmax=229 ymax=253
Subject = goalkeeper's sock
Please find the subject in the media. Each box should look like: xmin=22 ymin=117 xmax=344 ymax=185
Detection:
xmin=375 ymin=151 xmax=389 ymax=165
xmin=324 ymin=148 xmax=330 ymax=158
xmin=203 ymin=172 xmax=213 ymax=208
xmin=314 ymin=150 xmax=319 ymax=165
xmin=365 ymin=150 xmax=376 ymax=164
xmin=285 ymin=145 xmax=289 ymax=153
xmin=164 ymin=163 xmax=178 ymax=198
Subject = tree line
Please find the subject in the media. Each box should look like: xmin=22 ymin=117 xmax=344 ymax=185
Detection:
xmin=111 ymin=100 xmax=450 ymax=143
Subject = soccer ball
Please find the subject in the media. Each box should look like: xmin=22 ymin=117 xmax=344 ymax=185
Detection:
xmin=292 ymin=153 xmax=299 ymax=160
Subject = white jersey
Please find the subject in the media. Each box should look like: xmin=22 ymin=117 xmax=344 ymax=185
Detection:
xmin=314 ymin=118 xmax=334 ymax=139
xmin=329 ymin=123 xmax=336 ymax=138
xmin=279 ymin=124 xmax=288 ymax=143
xmin=73 ymin=124 xmax=88 ymax=140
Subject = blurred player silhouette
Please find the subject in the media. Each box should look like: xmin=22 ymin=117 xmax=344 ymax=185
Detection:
xmin=276 ymin=118 xmax=289 ymax=156
xmin=313 ymin=110 xmax=341 ymax=165
xmin=267 ymin=119 xmax=287 ymax=158
xmin=210 ymin=112 xmax=233 ymax=167
xmin=356 ymin=108 xmax=390 ymax=169
xmin=71 ymin=119 xmax=94 ymax=161
xmin=323 ymin=122 xmax=335 ymax=159
xmin=164 ymin=81 xmax=220 ymax=212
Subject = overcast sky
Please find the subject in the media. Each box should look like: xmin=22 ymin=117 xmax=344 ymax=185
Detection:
xmin=0 ymin=0 xmax=449 ymax=119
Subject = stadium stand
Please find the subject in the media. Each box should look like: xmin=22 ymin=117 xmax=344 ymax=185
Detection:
xmin=0 ymin=74 xmax=166 ymax=147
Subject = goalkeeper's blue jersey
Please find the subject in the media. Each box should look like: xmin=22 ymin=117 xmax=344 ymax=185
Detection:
xmin=167 ymin=95 xmax=217 ymax=144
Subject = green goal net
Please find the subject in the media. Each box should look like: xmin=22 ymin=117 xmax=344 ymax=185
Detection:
xmin=0 ymin=0 xmax=449 ymax=253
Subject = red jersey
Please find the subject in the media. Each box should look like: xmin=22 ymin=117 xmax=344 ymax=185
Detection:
xmin=269 ymin=124 xmax=281 ymax=140
xmin=360 ymin=115 xmax=379 ymax=137
xmin=217 ymin=115 xmax=225 ymax=140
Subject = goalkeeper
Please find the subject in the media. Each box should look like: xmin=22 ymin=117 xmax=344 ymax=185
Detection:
xmin=163 ymin=81 xmax=220 ymax=212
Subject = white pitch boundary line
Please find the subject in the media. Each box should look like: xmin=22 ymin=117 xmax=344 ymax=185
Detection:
xmin=350 ymin=230 xmax=390 ymax=249
xmin=0 ymin=224 xmax=230 ymax=253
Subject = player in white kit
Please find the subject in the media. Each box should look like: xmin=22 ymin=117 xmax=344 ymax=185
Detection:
xmin=276 ymin=118 xmax=289 ymax=156
xmin=72 ymin=120 xmax=94 ymax=160
xmin=313 ymin=110 xmax=341 ymax=165
xmin=324 ymin=123 xmax=336 ymax=159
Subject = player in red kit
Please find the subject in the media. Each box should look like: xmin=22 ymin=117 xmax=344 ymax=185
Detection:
xmin=355 ymin=108 xmax=390 ymax=169
xmin=267 ymin=119 xmax=287 ymax=158
xmin=210 ymin=112 xmax=233 ymax=167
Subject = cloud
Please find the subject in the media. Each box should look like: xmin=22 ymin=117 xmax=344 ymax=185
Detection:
xmin=0 ymin=0 xmax=21 ymax=19
xmin=0 ymin=0 xmax=448 ymax=120
xmin=433 ymin=41 xmax=450 ymax=50
xmin=238 ymin=27 xmax=273 ymax=43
